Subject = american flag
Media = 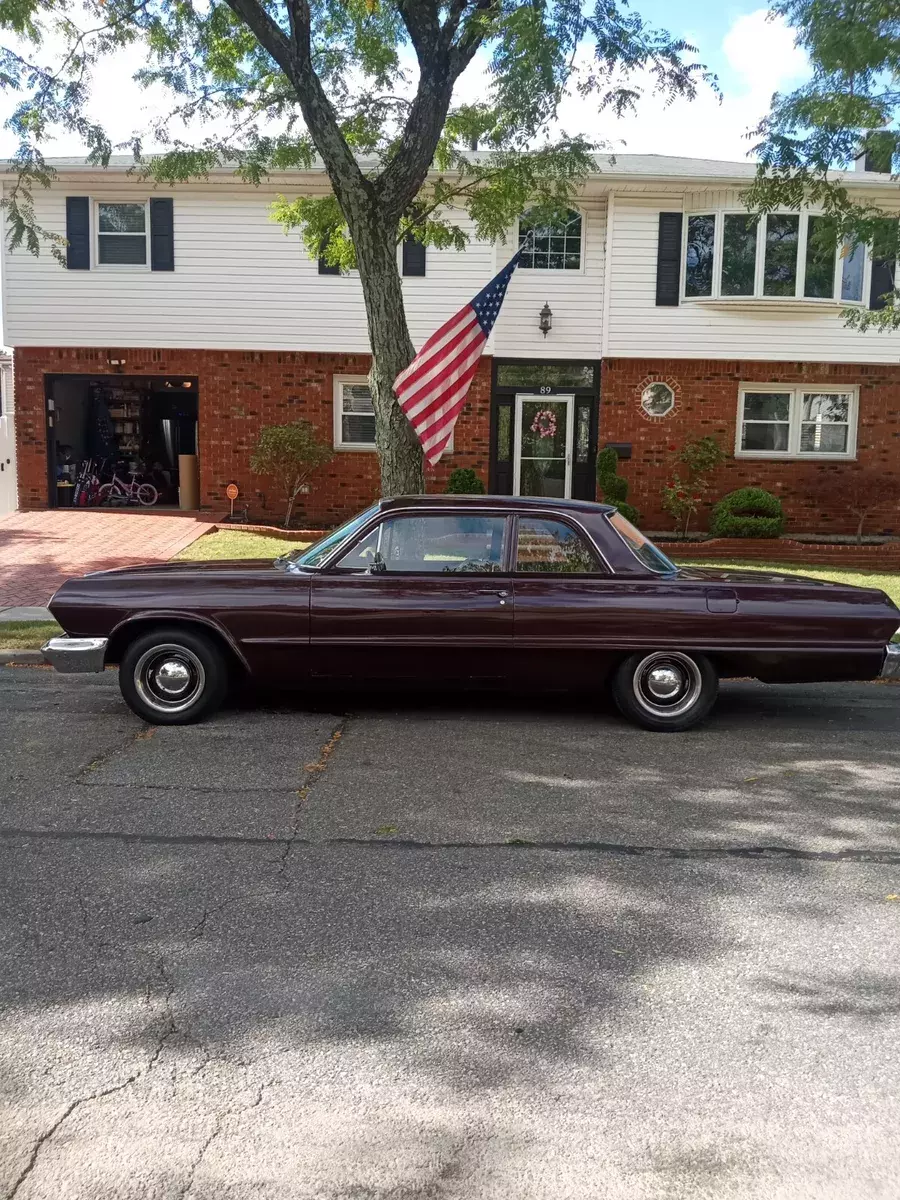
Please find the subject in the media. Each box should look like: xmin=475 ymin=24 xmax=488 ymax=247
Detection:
xmin=394 ymin=250 xmax=522 ymax=465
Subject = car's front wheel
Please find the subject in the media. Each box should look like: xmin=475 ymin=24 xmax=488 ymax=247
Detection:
xmin=611 ymin=650 xmax=718 ymax=732
xmin=119 ymin=627 xmax=228 ymax=724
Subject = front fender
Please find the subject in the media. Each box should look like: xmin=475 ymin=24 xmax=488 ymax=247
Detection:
xmin=105 ymin=611 xmax=251 ymax=671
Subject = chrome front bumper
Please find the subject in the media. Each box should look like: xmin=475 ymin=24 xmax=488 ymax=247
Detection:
xmin=882 ymin=643 xmax=900 ymax=680
xmin=42 ymin=636 xmax=108 ymax=673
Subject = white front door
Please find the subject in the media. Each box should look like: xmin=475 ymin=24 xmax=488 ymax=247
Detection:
xmin=0 ymin=364 xmax=16 ymax=513
xmin=513 ymin=394 xmax=575 ymax=499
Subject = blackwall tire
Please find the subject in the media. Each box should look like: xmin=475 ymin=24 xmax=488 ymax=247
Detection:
xmin=119 ymin=627 xmax=228 ymax=725
xmin=611 ymin=650 xmax=718 ymax=732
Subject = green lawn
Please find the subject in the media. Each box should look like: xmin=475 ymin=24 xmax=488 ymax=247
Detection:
xmin=0 ymin=621 xmax=62 ymax=650
xmin=175 ymin=530 xmax=312 ymax=561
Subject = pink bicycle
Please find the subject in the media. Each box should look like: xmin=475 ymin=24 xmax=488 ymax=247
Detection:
xmin=99 ymin=470 xmax=158 ymax=507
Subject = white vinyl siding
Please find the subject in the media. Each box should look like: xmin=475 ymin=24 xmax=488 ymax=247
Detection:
xmin=1 ymin=183 xmax=495 ymax=352
xmin=606 ymin=190 xmax=900 ymax=363
xmin=492 ymin=196 xmax=606 ymax=359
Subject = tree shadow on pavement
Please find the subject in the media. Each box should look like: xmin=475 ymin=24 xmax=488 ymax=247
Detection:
xmin=1 ymin=671 xmax=900 ymax=1196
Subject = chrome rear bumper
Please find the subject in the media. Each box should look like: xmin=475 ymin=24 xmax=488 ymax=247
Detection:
xmin=42 ymin=636 xmax=108 ymax=673
xmin=882 ymin=643 xmax=900 ymax=680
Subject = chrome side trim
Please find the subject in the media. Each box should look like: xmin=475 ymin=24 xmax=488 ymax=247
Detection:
xmin=881 ymin=643 xmax=900 ymax=680
xmin=41 ymin=636 xmax=108 ymax=674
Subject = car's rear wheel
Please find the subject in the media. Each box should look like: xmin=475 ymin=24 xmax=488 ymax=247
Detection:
xmin=611 ymin=650 xmax=718 ymax=732
xmin=119 ymin=627 xmax=228 ymax=724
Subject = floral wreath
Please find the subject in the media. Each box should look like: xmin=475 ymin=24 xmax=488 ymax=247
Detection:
xmin=531 ymin=409 xmax=558 ymax=439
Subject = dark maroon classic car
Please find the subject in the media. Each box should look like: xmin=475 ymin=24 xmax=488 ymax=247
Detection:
xmin=42 ymin=495 xmax=900 ymax=731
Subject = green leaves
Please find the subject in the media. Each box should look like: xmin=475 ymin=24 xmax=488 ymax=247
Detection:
xmin=749 ymin=0 xmax=900 ymax=328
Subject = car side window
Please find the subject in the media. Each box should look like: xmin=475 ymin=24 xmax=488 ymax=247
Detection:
xmin=515 ymin=517 xmax=601 ymax=574
xmin=335 ymin=514 xmax=508 ymax=574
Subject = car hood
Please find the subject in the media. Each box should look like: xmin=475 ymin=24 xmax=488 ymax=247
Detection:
xmin=85 ymin=558 xmax=283 ymax=579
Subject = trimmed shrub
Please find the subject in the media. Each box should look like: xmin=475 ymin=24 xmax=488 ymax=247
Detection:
xmin=446 ymin=467 xmax=486 ymax=494
xmin=710 ymin=487 xmax=785 ymax=539
xmin=596 ymin=446 xmax=640 ymax=525
xmin=250 ymin=420 xmax=333 ymax=528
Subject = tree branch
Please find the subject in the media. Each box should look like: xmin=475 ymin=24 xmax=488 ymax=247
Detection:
xmin=378 ymin=2 xmax=494 ymax=219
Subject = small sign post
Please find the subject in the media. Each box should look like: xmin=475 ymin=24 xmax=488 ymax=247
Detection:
xmin=225 ymin=482 xmax=239 ymax=521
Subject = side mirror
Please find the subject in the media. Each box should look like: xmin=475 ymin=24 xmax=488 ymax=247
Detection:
xmin=367 ymin=551 xmax=387 ymax=574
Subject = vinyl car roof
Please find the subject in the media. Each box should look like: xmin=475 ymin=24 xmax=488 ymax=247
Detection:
xmin=378 ymin=495 xmax=617 ymax=516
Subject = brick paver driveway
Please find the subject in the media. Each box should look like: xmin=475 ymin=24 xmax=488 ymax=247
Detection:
xmin=0 ymin=509 xmax=215 ymax=608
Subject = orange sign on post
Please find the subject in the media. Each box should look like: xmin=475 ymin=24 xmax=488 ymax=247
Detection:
xmin=225 ymin=482 xmax=240 ymax=520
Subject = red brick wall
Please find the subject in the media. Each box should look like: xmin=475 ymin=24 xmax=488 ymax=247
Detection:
xmin=13 ymin=347 xmax=492 ymax=524
xmin=14 ymin=347 xmax=900 ymax=535
xmin=601 ymin=359 xmax=900 ymax=535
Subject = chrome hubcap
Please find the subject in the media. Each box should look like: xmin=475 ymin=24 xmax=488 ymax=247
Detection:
xmin=134 ymin=644 xmax=205 ymax=714
xmin=633 ymin=652 xmax=702 ymax=718
xmin=154 ymin=659 xmax=192 ymax=697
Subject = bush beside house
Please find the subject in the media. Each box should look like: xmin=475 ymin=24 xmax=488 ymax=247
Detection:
xmin=250 ymin=421 xmax=334 ymax=528
xmin=710 ymin=487 xmax=786 ymax=539
xmin=596 ymin=447 xmax=640 ymax=525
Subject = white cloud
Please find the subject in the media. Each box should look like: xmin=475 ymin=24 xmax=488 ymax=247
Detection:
xmin=548 ymin=9 xmax=809 ymax=162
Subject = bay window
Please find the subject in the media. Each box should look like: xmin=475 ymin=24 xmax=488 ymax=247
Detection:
xmin=736 ymin=385 xmax=858 ymax=459
xmin=683 ymin=210 xmax=896 ymax=305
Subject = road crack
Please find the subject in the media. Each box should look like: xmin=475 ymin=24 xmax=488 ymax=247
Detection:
xmin=180 ymin=1082 xmax=267 ymax=1197
xmin=279 ymin=716 xmax=349 ymax=873
xmin=78 ymin=722 xmax=156 ymax=778
xmin=7 ymin=960 xmax=177 ymax=1200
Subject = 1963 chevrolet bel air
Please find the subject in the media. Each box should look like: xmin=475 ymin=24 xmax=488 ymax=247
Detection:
xmin=42 ymin=495 xmax=900 ymax=732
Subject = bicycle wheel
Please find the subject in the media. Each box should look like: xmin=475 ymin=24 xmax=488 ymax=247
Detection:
xmin=98 ymin=482 xmax=125 ymax=506
xmin=136 ymin=483 xmax=158 ymax=506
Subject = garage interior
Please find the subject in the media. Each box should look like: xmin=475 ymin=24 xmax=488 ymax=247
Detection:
xmin=47 ymin=375 xmax=199 ymax=508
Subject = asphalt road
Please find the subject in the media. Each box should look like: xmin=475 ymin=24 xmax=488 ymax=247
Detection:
xmin=1 ymin=667 xmax=899 ymax=1199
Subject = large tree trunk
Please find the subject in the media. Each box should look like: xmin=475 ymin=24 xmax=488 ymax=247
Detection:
xmin=353 ymin=211 xmax=424 ymax=497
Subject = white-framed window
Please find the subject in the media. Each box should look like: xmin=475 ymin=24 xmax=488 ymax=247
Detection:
xmin=334 ymin=376 xmax=377 ymax=450
xmin=517 ymin=207 xmax=584 ymax=270
xmin=332 ymin=375 xmax=454 ymax=452
xmin=683 ymin=210 xmax=892 ymax=305
xmin=736 ymin=384 xmax=859 ymax=459
xmin=94 ymin=201 xmax=149 ymax=267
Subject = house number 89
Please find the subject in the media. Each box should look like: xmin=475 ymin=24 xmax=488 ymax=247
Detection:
xmin=539 ymin=386 xmax=552 ymax=394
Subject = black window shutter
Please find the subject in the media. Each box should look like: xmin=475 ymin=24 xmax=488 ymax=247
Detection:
xmin=402 ymin=234 xmax=426 ymax=276
xmin=318 ymin=245 xmax=341 ymax=276
xmin=65 ymin=197 xmax=90 ymax=270
xmin=869 ymin=255 xmax=896 ymax=309
xmin=149 ymin=198 xmax=175 ymax=271
xmin=869 ymin=219 xmax=897 ymax=310
xmin=656 ymin=212 xmax=683 ymax=306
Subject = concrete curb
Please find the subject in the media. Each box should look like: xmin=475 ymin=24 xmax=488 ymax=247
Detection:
xmin=0 ymin=650 xmax=47 ymax=665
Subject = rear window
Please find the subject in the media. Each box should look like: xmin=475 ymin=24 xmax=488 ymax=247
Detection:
xmin=607 ymin=512 xmax=676 ymax=574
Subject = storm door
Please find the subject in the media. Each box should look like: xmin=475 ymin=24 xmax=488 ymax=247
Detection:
xmin=513 ymin=394 xmax=574 ymax=499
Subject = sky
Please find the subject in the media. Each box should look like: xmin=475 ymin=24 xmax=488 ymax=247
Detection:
xmin=0 ymin=1 xmax=810 ymax=165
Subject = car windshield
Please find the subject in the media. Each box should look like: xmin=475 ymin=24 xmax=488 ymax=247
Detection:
xmin=607 ymin=512 xmax=677 ymax=574
xmin=290 ymin=505 xmax=380 ymax=568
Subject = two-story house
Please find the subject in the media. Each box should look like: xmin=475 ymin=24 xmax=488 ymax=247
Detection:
xmin=4 ymin=153 xmax=899 ymax=532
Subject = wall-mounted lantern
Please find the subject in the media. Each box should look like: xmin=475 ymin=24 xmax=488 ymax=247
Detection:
xmin=539 ymin=301 xmax=553 ymax=337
